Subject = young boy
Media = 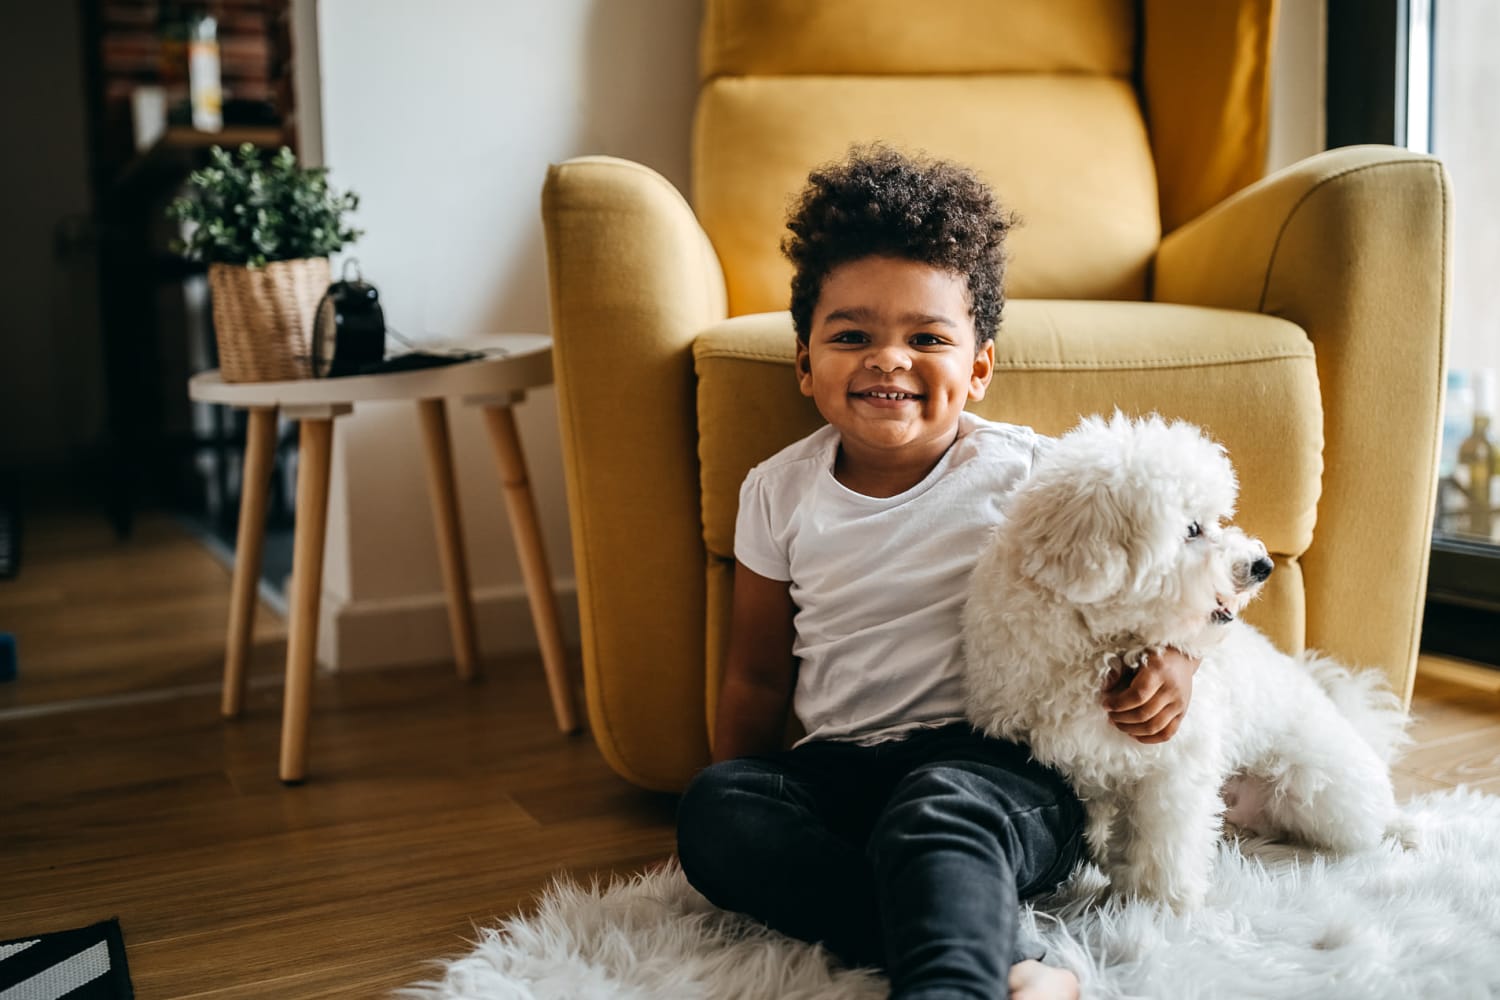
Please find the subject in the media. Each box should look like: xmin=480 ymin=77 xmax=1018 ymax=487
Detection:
xmin=676 ymin=146 xmax=1196 ymax=1000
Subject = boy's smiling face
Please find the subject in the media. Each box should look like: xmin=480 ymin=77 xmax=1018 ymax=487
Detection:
xmin=797 ymin=255 xmax=995 ymax=490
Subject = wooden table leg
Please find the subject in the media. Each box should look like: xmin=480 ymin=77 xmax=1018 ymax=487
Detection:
xmin=481 ymin=404 xmax=581 ymax=733
xmin=223 ymin=406 xmax=277 ymax=718
xmin=280 ymin=417 xmax=335 ymax=784
xmin=417 ymin=398 xmax=480 ymax=681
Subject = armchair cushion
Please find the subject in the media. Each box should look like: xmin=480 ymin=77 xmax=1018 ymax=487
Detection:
xmin=694 ymin=76 xmax=1160 ymax=314
xmin=695 ymin=300 xmax=1322 ymax=680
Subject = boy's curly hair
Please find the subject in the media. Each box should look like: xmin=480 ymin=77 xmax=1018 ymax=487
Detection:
xmin=782 ymin=144 xmax=1016 ymax=347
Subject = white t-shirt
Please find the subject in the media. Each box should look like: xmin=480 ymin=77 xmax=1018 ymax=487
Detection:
xmin=734 ymin=411 xmax=1043 ymax=745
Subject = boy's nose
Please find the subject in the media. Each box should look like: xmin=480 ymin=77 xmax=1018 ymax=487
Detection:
xmin=866 ymin=346 xmax=911 ymax=372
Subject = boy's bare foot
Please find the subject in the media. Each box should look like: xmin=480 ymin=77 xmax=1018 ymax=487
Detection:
xmin=1009 ymin=959 xmax=1080 ymax=1000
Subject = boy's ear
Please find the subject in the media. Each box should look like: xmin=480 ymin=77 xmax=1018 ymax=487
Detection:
xmin=795 ymin=339 xmax=814 ymax=396
xmin=969 ymin=340 xmax=996 ymax=401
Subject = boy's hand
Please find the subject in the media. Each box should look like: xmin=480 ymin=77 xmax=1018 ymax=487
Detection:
xmin=1101 ymin=647 xmax=1200 ymax=744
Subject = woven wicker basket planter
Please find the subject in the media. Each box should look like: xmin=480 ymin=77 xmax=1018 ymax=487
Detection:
xmin=207 ymin=257 xmax=331 ymax=382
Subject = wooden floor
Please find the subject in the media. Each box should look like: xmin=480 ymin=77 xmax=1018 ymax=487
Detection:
xmin=1 ymin=512 xmax=678 ymax=998
xmin=0 ymin=512 xmax=290 ymax=708
xmin=1 ymin=511 xmax=1498 ymax=997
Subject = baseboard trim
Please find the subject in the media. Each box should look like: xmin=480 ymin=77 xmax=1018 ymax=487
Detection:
xmin=1417 ymin=653 xmax=1500 ymax=693
xmin=317 ymin=581 xmax=580 ymax=671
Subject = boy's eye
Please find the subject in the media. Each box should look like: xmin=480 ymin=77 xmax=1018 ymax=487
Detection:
xmin=910 ymin=333 xmax=945 ymax=347
xmin=830 ymin=330 xmax=868 ymax=344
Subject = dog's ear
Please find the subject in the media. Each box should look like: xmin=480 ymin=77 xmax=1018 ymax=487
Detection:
xmin=1014 ymin=476 xmax=1130 ymax=605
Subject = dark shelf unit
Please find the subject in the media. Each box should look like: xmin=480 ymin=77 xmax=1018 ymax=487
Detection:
xmin=78 ymin=1 xmax=297 ymax=538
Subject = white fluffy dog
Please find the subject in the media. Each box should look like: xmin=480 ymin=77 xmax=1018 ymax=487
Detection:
xmin=961 ymin=413 xmax=1409 ymax=912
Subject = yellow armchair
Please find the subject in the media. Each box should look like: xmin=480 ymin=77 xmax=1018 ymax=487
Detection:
xmin=543 ymin=0 xmax=1451 ymax=792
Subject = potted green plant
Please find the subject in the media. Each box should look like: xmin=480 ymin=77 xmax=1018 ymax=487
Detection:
xmin=169 ymin=143 xmax=362 ymax=382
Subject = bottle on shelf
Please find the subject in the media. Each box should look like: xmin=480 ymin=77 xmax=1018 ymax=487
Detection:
xmin=188 ymin=9 xmax=223 ymax=133
xmin=1458 ymin=368 xmax=1497 ymax=540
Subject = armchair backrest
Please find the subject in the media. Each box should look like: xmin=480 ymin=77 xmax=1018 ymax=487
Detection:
xmin=692 ymin=0 xmax=1276 ymax=315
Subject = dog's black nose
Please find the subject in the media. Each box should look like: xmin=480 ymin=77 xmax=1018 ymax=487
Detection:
xmin=1250 ymin=557 xmax=1274 ymax=582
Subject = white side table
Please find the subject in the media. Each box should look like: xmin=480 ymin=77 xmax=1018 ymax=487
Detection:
xmin=189 ymin=333 xmax=580 ymax=783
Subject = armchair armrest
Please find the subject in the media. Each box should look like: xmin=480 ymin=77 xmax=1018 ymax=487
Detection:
xmin=1156 ymin=145 xmax=1452 ymax=702
xmin=543 ymin=156 xmax=728 ymax=790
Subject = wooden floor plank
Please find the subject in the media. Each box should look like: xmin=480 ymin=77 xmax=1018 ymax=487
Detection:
xmin=0 ymin=511 xmax=286 ymax=707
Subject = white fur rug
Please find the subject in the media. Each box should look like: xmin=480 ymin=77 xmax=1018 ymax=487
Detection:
xmin=398 ymin=789 xmax=1500 ymax=1000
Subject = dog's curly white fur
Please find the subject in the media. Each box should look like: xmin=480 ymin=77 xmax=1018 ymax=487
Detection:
xmin=961 ymin=413 xmax=1409 ymax=912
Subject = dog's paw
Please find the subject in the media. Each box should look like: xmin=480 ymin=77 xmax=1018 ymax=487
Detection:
xmin=1143 ymin=874 xmax=1208 ymax=914
xmin=1099 ymin=651 xmax=1127 ymax=686
xmin=1106 ymin=861 xmax=1207 ymax=914
xmin=1101 ymin=647 xmax=1157 ymax=692
xmin=1386 ymin=813 xmax=1421 ymax=851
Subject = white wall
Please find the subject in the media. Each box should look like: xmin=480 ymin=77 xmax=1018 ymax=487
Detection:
xmin=1267 ymin=0 xmax=1326 ymax=172
xmin=308 ymin=0 xmax=1326 ymax=670
xmin=312 ymin=0 xmax=702 ymax=668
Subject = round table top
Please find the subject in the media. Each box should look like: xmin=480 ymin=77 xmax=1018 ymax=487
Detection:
xmin=188 ymin=333 xmax=553 ymax=407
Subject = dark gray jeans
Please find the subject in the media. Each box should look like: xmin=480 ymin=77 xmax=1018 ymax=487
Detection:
xmin=677 ymin=723 xmax=1084 ymax=1000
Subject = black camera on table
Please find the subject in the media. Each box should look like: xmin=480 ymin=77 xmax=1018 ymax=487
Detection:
xmin=312 ymin=270 xmax=386 ymax=378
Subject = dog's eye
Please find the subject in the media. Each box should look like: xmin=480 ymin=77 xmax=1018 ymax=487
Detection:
xmin=1187 ymin=521 xmax=1202 ymax=540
